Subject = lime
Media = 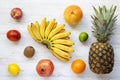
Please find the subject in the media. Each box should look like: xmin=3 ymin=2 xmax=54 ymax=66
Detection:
xmin=79 ymin=32 xmax=88 ymax=42
xmin=8 ymin=63 xmax=20 ymax=76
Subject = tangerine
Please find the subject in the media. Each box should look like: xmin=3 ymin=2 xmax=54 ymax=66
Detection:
xmin=71 ymin=59 xmax=86 ymax=74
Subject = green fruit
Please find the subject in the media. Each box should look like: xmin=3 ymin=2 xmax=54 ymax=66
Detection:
xmin=79 ymin=32 xmax=88 ymax=42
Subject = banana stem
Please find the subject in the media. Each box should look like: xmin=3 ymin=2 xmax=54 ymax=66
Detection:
xmin=42 ymin=40 xmax=51 ymax=49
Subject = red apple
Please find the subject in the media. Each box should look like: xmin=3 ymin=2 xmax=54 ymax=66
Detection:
xmin=36 ymin=59 xmax=54 ymax=77
xmin=7 ymin=30 xmax=21 ymax=41
xmin=10 ymin=8 xmax=23 ymax=20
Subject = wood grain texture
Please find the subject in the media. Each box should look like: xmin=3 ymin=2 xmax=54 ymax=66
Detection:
xmin=0 ymin=0 xmax=120 ymax=80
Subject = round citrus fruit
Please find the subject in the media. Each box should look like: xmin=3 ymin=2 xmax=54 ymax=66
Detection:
xmin=71 ymin=59 xmax=86 ymax=74
xmin=8 ymin=63 xmax=20 ymax=76
xmin=64 ymin=5 xmax=83 ymax=25
xmin=79 ymin=32 xmax=88 ymax=42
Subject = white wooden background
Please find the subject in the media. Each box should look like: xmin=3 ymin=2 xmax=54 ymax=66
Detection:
xmin=0 ymin=0 xmax=120 ymax=80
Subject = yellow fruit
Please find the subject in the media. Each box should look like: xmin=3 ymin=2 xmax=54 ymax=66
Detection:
xmin=64 ymin=5 xmax=83 ymax=25
xmin=71 ymin=59 xmax=86 ymax=74
xmin=8 ymin=63 xmax=20 ymax=76
xmin=27 ymin=18 xmax=74 ymax=62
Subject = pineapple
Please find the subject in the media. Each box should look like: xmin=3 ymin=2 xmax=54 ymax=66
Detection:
xmin=89 ymin=6 xmax=117 ymax=74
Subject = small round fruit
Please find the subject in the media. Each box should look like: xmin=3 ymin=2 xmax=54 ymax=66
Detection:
xmin=24 ymin=46 xmax=35 ymax=58
xmin=7 ymin=30 xmax=21 ymax=41
xmin=10 ymin=8 xmax=23 ymax=20
xmin=8 ymin=63 xmax=20 ymax=76
xmin=79 ymin=32 xmax=88 ymax=42
xmin=36 ymin=59 xmax=54 ymax=77
xmin=64 ymin=5 xmax=83 ymax=25
xmin=71 ymin=59 xmax=86 ymax=74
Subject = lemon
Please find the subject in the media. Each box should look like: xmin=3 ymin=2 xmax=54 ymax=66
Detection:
xmin=79 ymin=32 xmax=88 ymax=42
xmin=8 ymin=63 xmax=20 ymax=76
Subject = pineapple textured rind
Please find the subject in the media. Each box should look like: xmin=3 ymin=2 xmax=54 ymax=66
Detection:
xmin=89 ymin=42 xmax=114 ymax=74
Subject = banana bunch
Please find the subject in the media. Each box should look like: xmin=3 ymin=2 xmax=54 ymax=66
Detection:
xmin=27 ymin=18 xmax=74 ymax=62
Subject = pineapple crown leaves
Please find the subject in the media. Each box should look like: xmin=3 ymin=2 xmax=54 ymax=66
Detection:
xmin=91 ymin=5 xmax=117 ymax=43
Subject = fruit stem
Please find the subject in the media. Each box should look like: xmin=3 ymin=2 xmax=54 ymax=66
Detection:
xmin=42 ymin=40 xmax=51 ymax=49
xmin=71 ymin=11 xmax=74 ymax=14
xmin=41 ymin=68 xmax=45 ymax=72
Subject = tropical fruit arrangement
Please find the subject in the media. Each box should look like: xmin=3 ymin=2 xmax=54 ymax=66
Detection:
xmin=3 ymin=3 xmax=117 ymax=78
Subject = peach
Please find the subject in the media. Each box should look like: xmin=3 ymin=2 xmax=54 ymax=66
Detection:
xmin=64 ymin=5 xmax=83 ymax=25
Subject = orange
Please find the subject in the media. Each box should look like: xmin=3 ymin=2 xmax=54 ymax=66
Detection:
xmin=64 ymin=5 xmax=83 ymax=25
xmin=71 ymin=59 xmax=86 ymax=74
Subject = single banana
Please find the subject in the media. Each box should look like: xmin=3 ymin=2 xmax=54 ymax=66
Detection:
xmin=40 ymin=18 xmax=47 ymax=39
xmin=35 ymin=21 xmax=43 ymax=39
xmin=63 ymin=37 xmax=70 ymax=40
xmin=52 ymin=44 xmax=74 ymax=53
xmin=45 ymin=19 xmax=56 ymax=39
xmin=52 ymin=39 xmax=74 ymax=46
xmin=31 ymin=23 xmax=42 ymax=41
xmin=48 ymin=24 xmax=65 ymax=39
xmin=50 ymin=32 xmax=70 ymax=41
xmin=27 ymin=25 xmax=40 ymax=42
xmin=52 ymin=22 xmax=57 ymax=30
xmin=46 ymin=21 xmax=50 ymax=27
xmin=50 ymin=50 xmax=69 ymax=62
xmin=51 ymin=47 xmax=71 ymax=59
xmin=34 ymin=21 xmax=40 ymax=30
xmin=58 ymin=29 xmax=65 ymax=33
